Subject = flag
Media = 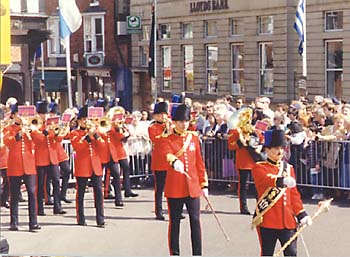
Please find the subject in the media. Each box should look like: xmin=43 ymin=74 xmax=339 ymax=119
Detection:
xmin=59 ymin=0 xmax=82 ymax=49
xmin=148 ymin=2 xmax=156 ymax=78
xmin=0 ymin=0 xmax=11 ymax=65
xmin=294 ymin=0 xmax=305 ymax=56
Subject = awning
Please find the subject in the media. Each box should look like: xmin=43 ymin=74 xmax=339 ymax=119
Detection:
xmin=33 ymin=71 xmax=67 ymax=92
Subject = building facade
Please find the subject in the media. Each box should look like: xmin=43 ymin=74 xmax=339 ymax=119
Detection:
xmin=1 ymin=0 xmax=50 ymax=104
xmin=130 ymin=0 xmax=350 ymax=107
xmin=42 ymin=0 xmax=132 ymax=111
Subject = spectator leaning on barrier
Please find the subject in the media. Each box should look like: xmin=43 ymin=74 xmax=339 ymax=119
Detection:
xmin=251 ymin=129 xmax=312 ymax=256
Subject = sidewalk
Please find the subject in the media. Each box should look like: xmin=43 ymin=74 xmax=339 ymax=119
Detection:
xmin=0 ymin=188 xmax=349 ymax=256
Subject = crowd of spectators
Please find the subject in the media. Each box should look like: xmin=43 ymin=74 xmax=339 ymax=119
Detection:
xmin=96 ymin=94 xmax=350 ymax=201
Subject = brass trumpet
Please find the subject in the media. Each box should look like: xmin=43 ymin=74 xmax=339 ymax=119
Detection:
xmin=97 ymin=116 xmax=112 ymax=134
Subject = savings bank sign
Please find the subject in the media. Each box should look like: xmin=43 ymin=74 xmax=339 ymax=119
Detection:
xmin=190 ymin=0 xmax=229 ymax=13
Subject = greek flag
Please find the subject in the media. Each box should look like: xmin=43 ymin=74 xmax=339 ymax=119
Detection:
xmin=59 ymin=0 xmax=82 ymax=48
xmin=294 ymin=0 xmax=305 ymax=56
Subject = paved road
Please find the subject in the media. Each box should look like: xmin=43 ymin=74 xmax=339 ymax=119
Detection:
xmin=0 ymin=188 xmax=349 ymax=256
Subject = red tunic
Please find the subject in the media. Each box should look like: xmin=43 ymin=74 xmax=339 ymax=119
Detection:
xmin=4 ymin=124 xmax=36 ymax=175
xmin=31 ymin=127 xmax=59 ymax=166
xmin=148 ymin=121 xmax=168 ymax=171
xmin=252 ymin=161 xmax=305 ymax=229
xmin=70 ymin=129 xmax=103 ymax=177
xmin=164 ymin=131 xmax=208 ymax=198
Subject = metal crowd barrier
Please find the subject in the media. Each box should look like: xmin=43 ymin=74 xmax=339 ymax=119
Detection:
xmin=62 ymin=138 xmax=350 ymax=192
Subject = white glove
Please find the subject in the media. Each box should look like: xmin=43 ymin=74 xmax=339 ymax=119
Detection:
xmin=300 ymin=216 xmax=313 ymax=226
xmin=202 ymin=188 xmax=209 ymax=198
xmin=173 ymin=160 xmax=185 ymax=174
xmin=283 ymin=176 xmax=296 ymax=188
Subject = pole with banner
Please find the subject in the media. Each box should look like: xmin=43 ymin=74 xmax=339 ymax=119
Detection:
xmin=59 ymin=0 xmax=82 ymax=108
xmin=148 ymin=0 xmax=157 ymax=102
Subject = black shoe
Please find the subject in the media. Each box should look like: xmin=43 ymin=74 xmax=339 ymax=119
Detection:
xmin=54 ymin=209 xmax=67 ymax=215
xmin=1 ymin=202 xmax=10 ymax=208
xmin=97 ymin=222 xmax=105 ymax=228
xmin=124 ymin=191 xmax=139 ymax=198
xmin=19 ymin=196 xmax=26 ymax=202
xmin=29 ymin=224 xmax=41 ymax=232
xmin=180 ymin=214 xmax=186 ymax=220
xmin=115 ymin=201 xmax=124 ymax=207
xmin=9 ymin=224 xmax=18 ymax=231
xmin=61 ymin=197 xmax=72 ymax=204
xmin=37 ymin=211 xmax=46 ymax=216
xmin=78 ymin=221 xmax=87 ymax=226
xmin=156 ymin=213 xmax=165 ymax=221
xmin=240 ymin=209 xmax=251 ymax=215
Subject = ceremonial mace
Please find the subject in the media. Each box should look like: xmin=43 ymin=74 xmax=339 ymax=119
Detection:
xmin=274 ymin=198 xmax=333 ymax=257
xmin=204 ymin=195 xmax=230 ymax=241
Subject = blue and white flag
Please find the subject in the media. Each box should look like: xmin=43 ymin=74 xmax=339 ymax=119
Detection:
xmin=294 ymin=0 xmax=305 ymax=56
xmin=59 ymin=0 xmax=82 ymax=48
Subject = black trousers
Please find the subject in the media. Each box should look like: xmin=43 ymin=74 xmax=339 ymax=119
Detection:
xmin=37 ymin=165 xmax=62 ymax=213
xmin=154 ymin=171 xmax=167 ymax=215
xmin=0 ymin=169 xmax=9 ymax=205
xmin=103 ymin=159 xmax=122 ymax=203
xmin=238 ymin=169 xmax=254 ymax=210
xmin=118 ymin=158 xmax=133 ymax=194
xmin=258 ymin=227 xmax=297 ymax=256
xmin=76 ymin=175 xmax=104 ymax=225
xmin=167 ymin=197 xmax=202 ymax=256
xmin=59 ymin=160 xmax=71 ymax=199
xmin=8 ymin=175 xmax=37 ymax=228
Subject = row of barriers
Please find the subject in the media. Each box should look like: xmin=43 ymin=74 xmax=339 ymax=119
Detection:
xmin=62 ymin=137 xmax=350 ymax=191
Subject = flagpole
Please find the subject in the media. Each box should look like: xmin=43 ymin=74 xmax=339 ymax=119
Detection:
xmin=41 ymin=43 xmax=45 ymax=81
xmin=65 ymin=36 xmax=73 ymax=108
xmin=153 ymin=0 xmax=157 ymax=102
xmin=302 ymin=0 xmax=307 ymax=77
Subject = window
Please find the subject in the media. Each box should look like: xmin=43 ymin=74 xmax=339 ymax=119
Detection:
xmin=47 ymin=17 xmax=65 ymax=57
xmin=231 ymin=44 xmax=244 ymax=95
xmin=205 ymin=20 xmax=218 ymax=37
xmin=230 ymin=19 xmax=243 ymax=36
xmin=182 ymin=23 xmax=193 ymax=39
xmin=139 ymin=46 xmax=149 ymax=67
xmin=141 ymin=25 xmax=150 ymax=41
xmin=10 ymin=0 xmax=39 ymax=13
xmin=206 ymin=45 xmax=218 ymax=94
xmin=161 ymin=46 xmax=172 ymax=91
xmin=259 ymin=42 xmax=273 ymax=95
xmin=183 ymin=45 xmax=194 ymax=92
xmin=258 ymin=16 xmax=273 ymax=34
xmin=159 ymin=24 xmax=171 ymax=40
xmin=84 ymin=15 xmax=105 ymax=53
xmin=325 ymin=11 xmax=343 ymax=31
xmin=326 ymin=40 xmax=343 ymax=98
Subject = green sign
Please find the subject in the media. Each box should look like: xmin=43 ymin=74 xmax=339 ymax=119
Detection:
xmin=127 ymin=16 xmax=141 ymax=30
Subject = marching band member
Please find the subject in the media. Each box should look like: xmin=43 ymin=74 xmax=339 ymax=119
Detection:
xmin=227 ymin=108 xmax=262 ymax=215
xmin=70 ymin=106 xmax=105 ymax=227
xmin=31 ymin=100 xmax=66 ymax=216
xmin=148 ymin=101 xmax=170 ymax=220
xmin=251 ymin=130 xmax=312 ymax=256
xmin=4 ymin=105 xmax=41 ymax=232
xmin=0 ymin=119 xmax=9 ymax=209
xmin=97 ymin=103 xmax=124 ymax=207
xmin=49 ymin=104 xmax=73 ymax=203
xmin=163 ymin=104 xmax=209 ymax=256
xmin=106 ymin=106 xmax=138 ymax=198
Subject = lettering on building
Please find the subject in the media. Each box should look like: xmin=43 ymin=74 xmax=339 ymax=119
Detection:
xmin=190 ymin=0 xmax=229 ymax=13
